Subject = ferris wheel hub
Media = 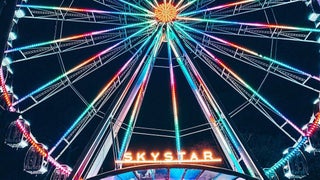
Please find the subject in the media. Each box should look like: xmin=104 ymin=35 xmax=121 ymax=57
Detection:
xmin=155 ymin=3 xmax=177 ymax=23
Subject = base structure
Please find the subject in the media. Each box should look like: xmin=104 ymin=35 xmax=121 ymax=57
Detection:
xmin=87 ymin=164 xmax=259 ymax=180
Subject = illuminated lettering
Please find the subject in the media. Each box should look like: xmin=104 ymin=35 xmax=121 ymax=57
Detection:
xmin=164 ymin=152 xmax=173 ymax=161
xmin=115 ymin=150 xmax=221 ymax=164
xmin=190 ymin=152 xmax=199 ymax=161
xmin=178 ymin=151 xmax=186 ymax=160
xmin=137 ymin=152 xmax=146 ymax=161
xmin=124 ymin=152 xmax=132 ymax=161
xmin=203 ymin=151 xmax=213 ymax=160
xmin=151 ymin=152 xmax=160 ymax=161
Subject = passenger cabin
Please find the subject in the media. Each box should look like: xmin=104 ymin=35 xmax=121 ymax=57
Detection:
xmin=5 ymin=118 xmax=30 ymax=148
xmin=24 ymin=143 xmax=48 ymax=175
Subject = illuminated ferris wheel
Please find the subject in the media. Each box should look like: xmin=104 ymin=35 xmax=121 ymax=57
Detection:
xmin=2 ymin=0 xmax=320 ymax=179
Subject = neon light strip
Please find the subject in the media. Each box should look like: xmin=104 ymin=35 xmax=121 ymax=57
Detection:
xmin=153 ymin=0 xmax=159 ymax=7
xmin=177 ymin=0 xmax=197 ymax=12
xmin=175 ymin=23 xmax=305 ymax=136
xmin=118 ymin=29 xmax=163 ymax=160
xmin=177 ymin=23 xmax=316 ymax=82
xmin=115 ymin=159 xmax=222 ymax=164
xmin=167 ymin=26 xmax=181 ymax=155
xmin=12 ymin=23 xmax=155 ymax=108
xmin=168 ymin=31 xmax=244 ymax=173
xmin=145 ymin=0 xmax=156 ymax=9
xmin=16 ymin=120 xmax=70 ymax=175
xmin=170 ymin=28 xmax=257 ymax=177
xmin=17 ymin=4 xmax=153 ymax=17
xmin=180 ymin=0 xmax=256 ymax=16
xmin=118 ymin=84 xmax=146 ymax=159
xmin=5 ymin=21 xmax=151 ymax=54
xmin=119 ymin=0 xmax=154 ymax=15
xmin=176 ymin=17 xmax=320 ymax=33
xmin=175 ymin=0 xmax=184 ymax=8
xmin=0 ymin=68 xmax=12 ymax=108
xmin=49 ymin=28 xmax=156 ymax=154
xmin=265 ymin=113 xmax=320 ymax=177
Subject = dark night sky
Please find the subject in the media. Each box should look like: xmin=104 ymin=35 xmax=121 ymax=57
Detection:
xmin=1 ymin=0 xmax=320 ymax=179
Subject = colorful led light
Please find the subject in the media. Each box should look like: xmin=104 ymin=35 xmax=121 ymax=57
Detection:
xmin=167 ymin=27 xmax=181 ymax=155
xmin=176 ymin=0 xmax=197 ymax=12
xmin=118 ymin=29 xmax=163 ymax=160
xmin=17 ymin=4 xmax=152 ymax=17
xmin=177 ymin=22 xmax=315 ymax=78
xmin=175 ymin=23 xmax=305 ymax=136
xmin=174 ymin=23 xmax=320 ymax=177
xmin=0 ymin=68 xmax=12 ymax=108
xmin=119 ymin=0 xmax=154 ymax=15
xmin=50 ymin=28 xmax=156 ymax=155
xmin=180 ymin=0 xmax=256 ymax=16
xmin=12 ymin=23 xmax=154 ymax=108
xmin=5 ymin=21 xmax=151 ymax=54
xmin=169 ymin=27 xmax=247 ymax=174
xmin=15 ymin=120 xmax=70 ymax=175
xmin=176 ymin=17 xmax=320 ymax=33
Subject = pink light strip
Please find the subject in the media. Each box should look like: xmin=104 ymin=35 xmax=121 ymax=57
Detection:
xmin=5 ymin=21 xmax=151 ymax=54
xmin=16 ymin=120 xmax=70 ymax=175
xmin=174 ymin=24 xmax=305 ymax=136
xmin=176 ymin=17 xmax=320 ymax=33
xmin=180 ymin=0 xmax=255 ymax=16
xmin=17 ymin=4 xmax=153 ymax=17
xmin=177 ymin=22 xmax=318 ymax=80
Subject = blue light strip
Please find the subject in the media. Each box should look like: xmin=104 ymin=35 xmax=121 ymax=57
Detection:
xmin=168 ymin=27 xmax=244 ymax=173
xmin=167 ymin=26 xmax=182 ymax=156
xmin=49 ymin=27 xmax=156 ymax=155
xmin=12 ymin=23 xmax=155 ymax=108
xmin=118 ymin=29 xmax=163 ymax=160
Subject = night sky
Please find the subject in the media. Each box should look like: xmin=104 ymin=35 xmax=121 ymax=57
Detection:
xmin=1 ymin=0 xmax=320 ymax=179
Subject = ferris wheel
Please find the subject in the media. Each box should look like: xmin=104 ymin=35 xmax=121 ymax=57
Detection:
xmin=2 ymin=0 xmax=320 ymax=179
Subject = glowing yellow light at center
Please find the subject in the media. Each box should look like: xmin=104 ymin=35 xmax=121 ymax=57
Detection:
xmin=155 ymin=3 xmax=177 ymax=22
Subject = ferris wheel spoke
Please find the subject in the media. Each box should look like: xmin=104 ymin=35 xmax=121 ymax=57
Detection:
xmin=70 ymin=28 xmax=163 ymax=179
xmin=168 ymin=34 xmax=247 ymax=175
xmin=92 ymin=0 xmax=126 ymax=11
xmin=18 ymin=4 xmax=151 ymax=24
xmin=11 ymin=23 xmax=155 ymax=109
xmin=18 ymin=4 xmax=152 ymax=18
xmin=180 ymin=0 xmax=255 ymax=17
xmin=185 ymin=22 xmax=317 ymax=43
xmin=176 ymin=0 xmax=197 ymax=13
xmin=170 ymin=27 xmax=264 ymax=178
xmin=144 ymin=0 xmax=156 ymax=9
xmin=10 ymin=32 xmax=132 ymax=64
xmin=118 ymin=0 xmax=154 ymax=15
xmin=167 ymin=26 xmax=182 ymax=155
xmin=118 ymin=66 xmax=149 ymax=161
xmin=187 ymin=0 xmax=300 ymax=20
xmin=175 ymin=23 xmax=306 ymax=137
xmin=177 ymin=17 xmax=320 ymax=34
xmin=201 ymin=40 xmax=320 ymax=92
xmin=117 ymin=28 xmax=163 ymax=160
xmin=6 ymin=21 xmax=152 ymax=54
xmin=17 ymin=36 xmax=146 ymax=113
xmin=50 ymin=31 xmax=158 ymax=155
xmin=183 ymin=39 xmax=300 ymax=143
xmin=176 ymin=23 xmax=320 ymax=90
